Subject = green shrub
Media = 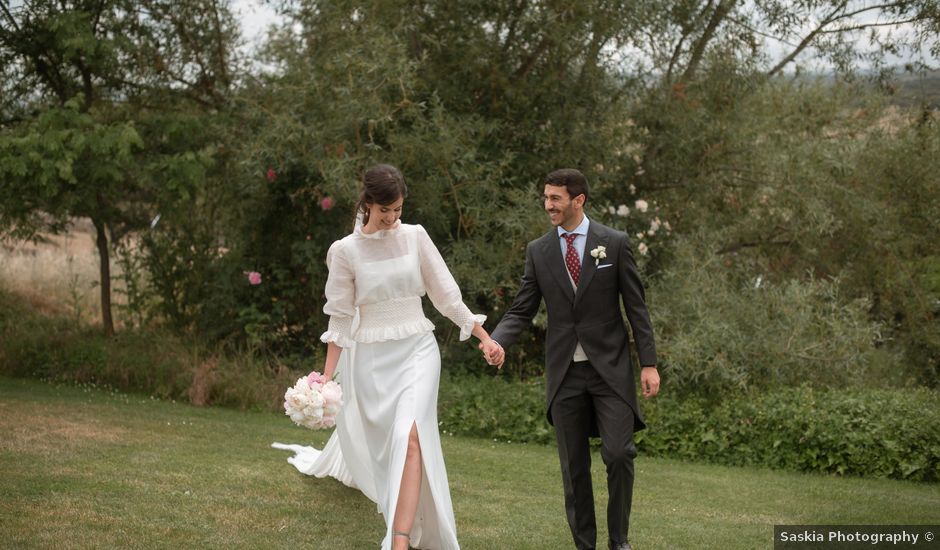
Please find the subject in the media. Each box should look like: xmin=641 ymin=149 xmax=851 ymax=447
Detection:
xmin=440 ymin=369 xmax=940 ymax=482
xmin=4 ymin=289 xmax=937 ymax=481
xmin=0 ymin=289 xmax=300 ymax=411
xmin=639 ymin=387 xmax=940 ymax=482
xmin=635 ymin=76 xmax=940 ymax=389
xmin=438 ymin=371 xmax=553 ymax=444
xmin=649 ymin=234 xmax=888 ymax=396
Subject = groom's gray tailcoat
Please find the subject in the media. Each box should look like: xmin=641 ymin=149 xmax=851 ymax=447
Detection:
xmin=491 ymin=220 xmax=657 ymax=433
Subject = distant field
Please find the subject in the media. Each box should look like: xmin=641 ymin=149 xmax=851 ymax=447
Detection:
xmin=1 ymin=219 xmax=126 ymax=326
xmin=892 ymin=69 xmax=940 ymax=108
xmin=1 ymin=376 xmax=938 ymax=549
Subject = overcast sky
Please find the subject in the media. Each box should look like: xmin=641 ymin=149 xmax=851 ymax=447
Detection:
xmin=232 ymin=0 xmax=280 ymax=51
xmin=231 ymin=0 xmax=936 ymax=74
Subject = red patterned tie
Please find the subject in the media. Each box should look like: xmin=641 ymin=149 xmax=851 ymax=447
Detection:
xmin=563 ymin=233 xmax=581 ymax=285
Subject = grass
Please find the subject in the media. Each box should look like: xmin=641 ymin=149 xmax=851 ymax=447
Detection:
xmin=1 ymin=376 xmax=938 ymax=550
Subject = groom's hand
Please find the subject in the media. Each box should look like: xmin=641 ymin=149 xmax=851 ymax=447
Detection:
xmin=641 ymin=366 xmax=660 ymax=398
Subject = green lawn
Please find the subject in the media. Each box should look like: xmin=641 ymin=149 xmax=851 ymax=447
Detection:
xmin=1 ymin=376 xmax=937 ymax=549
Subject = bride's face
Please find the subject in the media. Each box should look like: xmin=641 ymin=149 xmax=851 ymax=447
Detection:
xmin=365 ymin=197 xmax=404 ymax=231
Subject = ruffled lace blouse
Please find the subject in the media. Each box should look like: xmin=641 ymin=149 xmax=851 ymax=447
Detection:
xmin=320 ymin=222 xmax=486 ymax=348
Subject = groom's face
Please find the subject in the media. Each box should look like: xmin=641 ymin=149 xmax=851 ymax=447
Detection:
xmin=543 ymin=184 xmax=584 ymax=228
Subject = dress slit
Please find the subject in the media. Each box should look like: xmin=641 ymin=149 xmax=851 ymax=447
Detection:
xmin=388 ymin=419 xmax=453 ymax=550
xmin=275 ymin=330 xmax=460 ymax=550
xmin=385 ymin=420 xmax=423 ymax=548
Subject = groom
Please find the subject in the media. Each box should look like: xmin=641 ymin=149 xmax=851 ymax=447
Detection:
xmin=485 ymin=168 xmax=659 ymax=550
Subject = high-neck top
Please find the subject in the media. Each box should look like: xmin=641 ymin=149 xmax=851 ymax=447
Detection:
xmin=320 ymin=223 xmax=485 ymax=347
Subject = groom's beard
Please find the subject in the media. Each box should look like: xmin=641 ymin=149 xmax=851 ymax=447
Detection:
xmin=547 ymin=205 xmax=575 ymax=227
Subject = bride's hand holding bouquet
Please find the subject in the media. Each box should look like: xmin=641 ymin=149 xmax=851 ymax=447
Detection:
xmin=283 ymin=371 xmax=343 ymax=430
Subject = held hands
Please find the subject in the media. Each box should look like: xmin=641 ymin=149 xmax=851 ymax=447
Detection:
xmin=478 ymin=339 xmax=505 ymax=369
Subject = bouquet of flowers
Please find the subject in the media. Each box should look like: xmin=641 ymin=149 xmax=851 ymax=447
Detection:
xmin=283 ymin=371 xmax=343 ymax=429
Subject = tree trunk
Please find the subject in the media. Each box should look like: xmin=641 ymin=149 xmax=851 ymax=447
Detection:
xmin=92 ymin=217 xmax=114 ymax=336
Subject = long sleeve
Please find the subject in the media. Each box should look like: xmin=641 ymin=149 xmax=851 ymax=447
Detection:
xmin=490 ymin=241 xmax=543 ymax=349
xmin=320 ymin=240 xmax=356 ymax=348
xmin=416 ymin=225 xmax=486 ymax=341
xmin=617 ymin=233 xmax=657 ymax=366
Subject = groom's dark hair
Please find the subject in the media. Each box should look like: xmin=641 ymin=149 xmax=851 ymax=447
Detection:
xmin=544 ymin=168 xmax=589 ymax=203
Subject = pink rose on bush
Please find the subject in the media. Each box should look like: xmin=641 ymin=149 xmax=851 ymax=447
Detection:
xmin=320 ymin=197 xmax=334 ymax=211
xmin=266 ymin=168 xmax=277 ymax=182
xmin=246 ymin=271 xmax=262 ymax=285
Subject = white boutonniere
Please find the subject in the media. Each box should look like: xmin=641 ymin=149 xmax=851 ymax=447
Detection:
xmin=590 ymin=245 xmax=607 ymax=266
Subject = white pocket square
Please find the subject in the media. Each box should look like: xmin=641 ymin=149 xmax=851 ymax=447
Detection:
xmin=597 ymin=264 xmax=613 ymax=269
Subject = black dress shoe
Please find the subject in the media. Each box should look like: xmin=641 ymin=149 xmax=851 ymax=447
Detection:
xmin=609 ymin=542 xmax=632 ymax=550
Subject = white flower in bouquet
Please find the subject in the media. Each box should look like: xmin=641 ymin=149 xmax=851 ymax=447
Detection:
xmin=303 ymin=391 xmax=325 ymax=417
xmin=301 ymin=398 xmax=324 ymax=429
xmin=284 ymin=380 xmax=312 ymax=421
xmin=321 ymin=382 xmax=342 ymax=413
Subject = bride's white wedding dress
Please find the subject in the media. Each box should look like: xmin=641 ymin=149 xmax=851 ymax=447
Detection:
xmin=273 ymin=221 xmax=483 ymax=550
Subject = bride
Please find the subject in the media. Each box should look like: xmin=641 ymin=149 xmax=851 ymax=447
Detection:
xmin=273 ymin=164 xmax=502 ymax=550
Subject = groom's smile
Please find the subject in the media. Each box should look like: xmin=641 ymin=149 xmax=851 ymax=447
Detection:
xmin=543 ymin=184 xmax=585 ymax=231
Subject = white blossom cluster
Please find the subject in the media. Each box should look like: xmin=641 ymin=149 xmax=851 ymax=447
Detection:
xmin=603 ymin=195 xmax=672 ymax=256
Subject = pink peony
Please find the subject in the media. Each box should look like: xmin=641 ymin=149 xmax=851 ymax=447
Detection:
xmin=306 ymin=371 xmax=325 ymax=387
xmin=246 ymin=271 xmax=262 ymax=285
xmin=266 ymin=168 xmax=277 ymax=182
xmin=320 ymin=381 xmax=343 ymax=406
xmin=320 ymin=197 xmax=334 ymax=211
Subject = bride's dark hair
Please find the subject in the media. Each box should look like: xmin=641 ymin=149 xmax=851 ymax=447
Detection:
xmin=355 ymin=164 xmax=408 ymax=226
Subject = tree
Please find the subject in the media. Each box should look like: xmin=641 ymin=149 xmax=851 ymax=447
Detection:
xmin=0 ymin=0 xmax=239 ymax=334
xmin=625 ymin=0 xmax=940 ymax=185
xmin=230 ymin=0 xmax=937 ymax=372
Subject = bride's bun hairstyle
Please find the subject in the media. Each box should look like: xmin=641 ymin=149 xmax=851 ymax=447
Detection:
xmin=356 ymin=164 xmax=409 ymax=226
